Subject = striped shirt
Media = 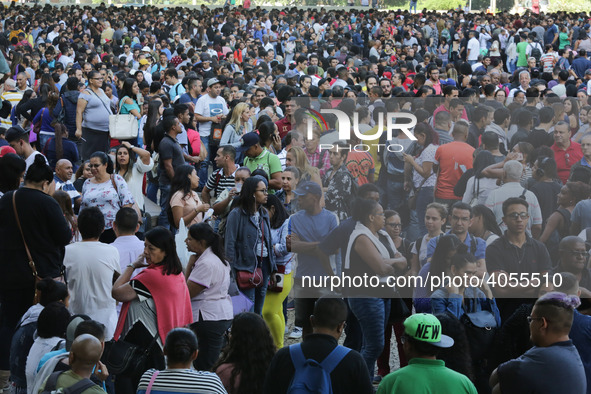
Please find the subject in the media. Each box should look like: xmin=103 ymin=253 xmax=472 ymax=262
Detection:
xmin=205 ymin=168 xmax=236 ymax=199
xmin=136 ymin=368 xmax=227 ymax=394
xmin=1 ymin=90 xmax=23 ymax=128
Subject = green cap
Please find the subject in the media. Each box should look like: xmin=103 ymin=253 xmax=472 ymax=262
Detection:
xmin=403 ymin=313 xmax=454 ymax=348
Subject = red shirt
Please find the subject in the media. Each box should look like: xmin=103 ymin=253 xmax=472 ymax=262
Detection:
xmin=434 ymin=141 xmax=475 ymax=199
xmin=552 ymin=141 xmax=583 ymax=184
xmin=276 ymin=117 xmax=292 ymax=139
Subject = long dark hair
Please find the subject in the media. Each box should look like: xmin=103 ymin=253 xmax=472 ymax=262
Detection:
xmin=89 ymin=151 xmax=114 ymax=174
xmin=114 ymin=144 xmax=137 ymax=181
xmin=167 ymin=164 xmax=196 ymax=228
xmin=435 ymin=312 xmax=474 ymax=381
xmin=235 ymin=177 xmax=263 ymax=215
xmin=0 ymin=153 xmax=25 ymax=193
xmin=144 ymin=227 xmax=182 ymax=275
xmin=471 ymin=150 xmax=497 ymax=199
xmin=144 ymin=99 xmax=163 ymax=152
xmin=473 ymin=204 xmax=502 ymax=237
xmin=25 ymin=154 xmax=53 ymax=184
xmin=429 ymin=234 xmax=467 ymax=283
xmin=36 ymin=278 xmax=69 ymax=307
xmin=121 ymin=78 xmax=138 ymax=105
xmin=188 ymin=223 xmax=227 ymax=265
xmin=16 ymin=89 xmax=34 ymax=116
xmin=263 ymin=194 xmax=289 ymax=229
xmin=213 ymin=313 xmax=276 ymax=394
xmin=413 ymin=122 xmax=439 ymax=155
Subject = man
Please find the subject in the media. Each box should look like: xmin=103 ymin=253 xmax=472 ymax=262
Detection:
xmin=157 ymin=116 xmax=185 ymax=227
xmin=486 ymin=197 xmax=552 ymax=322
xmin=15 ymin=72 xmax=31 ymax=94
xmin=53 ymin=77 xmax=81 ymax=140
xmin=553 ymin=236 xmax=591 ymax=297
xmin=424 ymin=67 xmax=443 ymax=95
xmin=64 ymin=207 xmax=120 ymax=339
xmin=1 ymin=79 xmax=22 ymax=128
xmin=466 ymin=30 xmax=480 ymax=65
xmin=380 ymin=78 xmax=392 ymax=98
xmin=551 ymin=70 xmax=569 ymax=97
xmin=432 ymin=87 xmax=468 ymax=121
xmin=570 ymin=50 xmax=591 ymax=80
xmin=263 ymin=297 xmax=372 ymax=394
xmin=241 ymin=132 xmax=282 ymax=191
xmin=202 ymin=145 xmax=238 ymax=204
xmin=111 ymin=207 xmax=143 ymax=275
xmin=485 ymin=107 xmax=511 ymax=154
xmin=480 ymin=132 xmax=505 ymax=162
xmin=38 ymin=334 xmax=105 ymax=393
xmin=5 ymin=126 xmax=48 ymax=171
xmin=137 ymin=59 xmax=153 ymax=85
xmin=509 ymin=110 xmax=534 ymax=150
xmin=195 ymin=78 xmax=229 ymax=190
xmin=570 ymin=134 xmax=591 ymax=176
xmin=490 ymin=292 xmax=586 ymax=394
xmin=426 ymin=202 xmax=486 ymax=266
xmin=276 ymin=99 xmax=298 ymax=139
xmin=290 ymin=182 xmax=339 ymax=338
xmin=433 ymin=121 xmax=474 ymax=208
xmin=467 ymin=105 xmax=493 ymax=148
xmin=551 ymin=121 xmax=583 ymax=184
xmin=278 ymin=131 xmax=303 ymax=169
xmin=432 ymin=111 xmax=453 ymax=145
xmin=378 ymin=313 xmax=476 ymax=394
xmin=165 ymin=68 xmax=185 ymax=102
xmin=485 ymin=160 xmax=543 ymax=238
xmin=179 ymin=77 xmax=202 ymax=108
xmin=54 ymin=159 xmax=80 ymax=210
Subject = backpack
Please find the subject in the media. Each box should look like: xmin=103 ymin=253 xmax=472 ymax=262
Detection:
xmin=529 ymin=43 xmax=542 ymax=63
xmin=41 ymin=371 xmax=97 ymax=394
xmin=287 ymin=344 xmax=350 ymax=394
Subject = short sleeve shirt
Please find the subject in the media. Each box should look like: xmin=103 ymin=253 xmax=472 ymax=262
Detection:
xmin=158 ymin=134 xmax=185 ymax=185
xmin=170 ymin=190 xmax=204 ymax=227
xmin=81 ymin=175 xmax=134 ymax=229
xmin=243 ymin=149 xmax=282 ymax=179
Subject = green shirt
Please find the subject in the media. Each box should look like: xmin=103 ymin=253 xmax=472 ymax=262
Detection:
xmin=377 ymin=358 xmax=477 ymax=394
xmin=38 ymin=370 xmax=105 ymax=394
xmin=559 ymin=32 xmax=570 ymax=50
xmin=243 ymin=148 xmax=282 ymax=190
xmin=516 ymin=41 xmax=529 ymax=67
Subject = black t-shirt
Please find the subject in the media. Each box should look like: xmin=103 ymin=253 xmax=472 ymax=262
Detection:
xmin=530 ymin=181 xmax=562 ymax=225
xmin=158 ymin=134 xmax=185 ymax=185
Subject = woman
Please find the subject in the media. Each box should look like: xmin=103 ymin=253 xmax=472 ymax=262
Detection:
xmin=286 ymin=146 xmax=322 ymax=188
xmin=437 ymin=40 xmax=449 ymax=66
xmin=185 ymin=223 xmax=233 ymax=371
xmin=322 ymin=144 xmax=356 ymax=221
xmin=53 ymin=190 xmax=79 ymax=243
xmin=16 ymin=84 xmax=49 ymax=130
xmin=344 ymin=199 xmax=407 ymax=381
xmin=25 ymin=302 xmax=70 ymax=391
xmin=565 ymin=97 xmax=580 ymax=135
xmin=220 ymin=102 xmax=252 ymax=163
xmin=0 ymin=153 xmax=26 ymax=198
xmin=10 ymin=279 xmax=68 ymax=394
xmin=12 ymin=90 xmax=35 ymax=129
xmin=116 ymin=78 xmax=143 ymax=143
xmin=80 ymin=151 xmax=135 ymax=243
xmin=469 ymin=205 xmax=502 ymax=248
xmin=530 ymin=156 xmax=562 ymax=224
xmin=540 ymin=181 xmax=590 ymax=261
xmin=115 ymin=141 xmax=153 ymax=211
xmin=42 ymin=124 xmax=79 ymax=171
xmin=261 ymin=194 xmax=293 ymax=348
xmin=224 ymin=177 xmax=277 ymax=315
xmin=403 ymin=123 xmax=439 ymax=237
xmin=76 ymin=70 xmax=113 ymax=160
xmin=257 ymin=120 xmax=281 ymax=155
xmin=413 ymin=235 xmax=467 ymax=313
xmin=168 ymin=164 xmax=210 ymax=230
xmin=111 ymin=227 xmax=193 ymax=393
xmin=573 ymin=105 xmax=591 ymax=142
xmin=214 ymin=313 xmax=275 ymax=394
xmin=136 ymin=328 xmax=226 ymax=393
xmin=73 ymin=161 xmax=91 ymax=193
xmin=462 ymin=151 xmax=498 ymax=206
xmin=31 ymin=90 xmax=59 ymax=152
xmin=276 ymin=166 xmax=300 ymax=215
xmin=495 ymin=89 xmax=507 ymax=105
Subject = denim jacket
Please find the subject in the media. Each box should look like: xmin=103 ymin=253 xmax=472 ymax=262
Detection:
xmin=224 ymin=207 xmax=277 ymax=273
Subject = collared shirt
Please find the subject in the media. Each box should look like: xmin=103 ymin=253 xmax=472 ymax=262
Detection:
xmin=427 ymin=231 xmax=486 ymax=261
xmin=53 ymin=174 xmax=80 ymax=207
xmin=552 ymin=141 xmax=583 ymax=184
xmin=485 ymin=182 xmax=543 ymax=235
xmin=304 ymin=146 xmax=330 ymax=177
xmin=486 ymin=233 xmax=552 ymax=275
xmin=275 ymin=117 xmax=292 ymax=139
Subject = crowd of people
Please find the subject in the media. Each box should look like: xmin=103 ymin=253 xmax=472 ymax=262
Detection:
xmin=1 ymin=1 xmax=591 ymax=393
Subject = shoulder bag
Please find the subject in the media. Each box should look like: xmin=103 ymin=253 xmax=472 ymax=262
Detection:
xmin=236 ymin=214 xmax=264 ymax=289
xmin=12 ymin=191 xmax=43 ymax=304
xmin=109 ymin=95 xmax=139 ymax=140
xmin=101 ymin=333 xmax=158 ymax=378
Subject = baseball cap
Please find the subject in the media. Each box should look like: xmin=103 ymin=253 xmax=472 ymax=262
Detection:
xmin=285 ymin=69 xmax=300 ymax=80
xmin=318 ymin=77 xmax=331 ymax=86
xmin=5 ymin=126 xmax=28 ymax=142
xmin=293 ymin=181 xmax=322 ymax=197
xmin=142 ymin=46 xmax=151 ymax=52
xmin=66 ymin=314 xmax=92 ymax=350
xmin=207 ymin=78 xmax=221 ymax=87
xmin=139 ymin=59 xmax=150 ymax=65
xmin=585 ymin=69 xmax=591 ymax=76
xmin=403 ymin=313 xmax=454 ymax=348
xmin=238 ymin=132 xmax=260 ymax=151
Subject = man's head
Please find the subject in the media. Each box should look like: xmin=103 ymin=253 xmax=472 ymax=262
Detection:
xmin=293 ymin=181 xmax=322 ymax=213
xmin=214 ymin=145 xmax=236 ymax=169
xmin=401 ymin=313 xmax=454 ymax=359
xmin=284 ymin=131 xmax=303 ymax=150
xmin=310 ymin=297 xmax=348 ymax=339
xmin=16 ymin=72 xmax=27 ymax=90
xmin=69 ymin=334 xmax=103 ymax=374
xmin=55 ymin=159 xmax=73 ymax=182
xmin=5 ymin=126 xmax=30 ymax=156
xmin=449 ymin=202 xmax=473 ymax=237
xmin=448 ymin=99 xmax=465 ymax=121
xmin=162 ymin=116 xmax=181 ymax=136
xmin=553 ymin=121 xmax=570 ymax=147
xmin=530 ymin=292 xmax=580 ymax=347
xmin=241 ymin=132 xmax=262 ymax=158
xmin=434 ymin=110 xmax=452 ymax=131
xmin=78 ymin=207 xmax=105 ymax=240
xmin=451 ymin=119 xmax=469 ymax=141
xmin=503 ymin=160 xmax=523 ymax=183
xmin=207 ymin=78 xmax=222 ymax=98
xmin=519 ymin=70 xmax=531 ymax=88
xmin=502 ymin=197 xmax=529 ymax=235
xmin=582 ymin=134 xmax=591 ymax=159
xmin=558 ymin=236 xmax=589 ymax=274
xmin=113 ymin=207 xmax=139 ymax=237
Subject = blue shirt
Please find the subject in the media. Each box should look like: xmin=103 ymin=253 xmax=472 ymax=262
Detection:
xmin=571 ymin=311 xmax=591 ymax=394
xmin=426 ymin=232 xmax=486 ymax=260
xmin=290 ymin=208 xmax=338 ymax=278
xmin=571 ymin=57 xmax=591 ymax=79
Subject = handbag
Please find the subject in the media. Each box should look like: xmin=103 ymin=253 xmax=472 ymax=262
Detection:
xmin=461 ymin=310 xmax=498 ymax=360
xmin=210 ymin=122 xmax=223 ymax=143
xmin=267 ymin=264 xmax=286 ymax=293
xmin=32 ymin=110 xmax=43 ymax=137
xmin=109 ymin=96 xmax=139 ymax=140
xmin=236 ymin=214 xmax=266 ymax=289
xmin=101 ymin=334 xmax=158 ymax=377
xmin=12 ymin=191 xmax=42 ymax=304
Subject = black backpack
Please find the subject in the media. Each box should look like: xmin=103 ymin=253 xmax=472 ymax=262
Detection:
xmin=528 ymin=43 xmax=542 ymax=63
xmin=41 ymin=371 xmax=97 ymax=394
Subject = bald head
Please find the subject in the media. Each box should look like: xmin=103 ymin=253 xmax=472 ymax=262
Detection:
xmin=69 ymin=334 xmax=103 ymax=372
xmin=55 ymin=159 xmax=73 ymax=182
xmin=559 ymin=235 xmax=585 ymax=251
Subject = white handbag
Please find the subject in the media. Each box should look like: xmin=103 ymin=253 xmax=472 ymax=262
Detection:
xmin=109 ymin=96 xmax=139 ymax=140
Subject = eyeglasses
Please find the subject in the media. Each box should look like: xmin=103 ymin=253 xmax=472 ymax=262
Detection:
xmin=527 ymin=316 xmax=544 ymax=324
xmin=506 ymin=212 xmax=530 ymax=220
xmin=92 ymin=77 xmax=104 ymax=81
xmin=386 ymin=223 xmax=402 ymax=228
xmin=256 ymin=189 xmax=268 ymax=194
xmin=89 ymin=163 xmax=103 ymax=168
xmin=561 ymin=250 xmax=590 ymax=258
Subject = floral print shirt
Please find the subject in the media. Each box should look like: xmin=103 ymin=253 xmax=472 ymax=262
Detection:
xmin=81 ymin=174 xmax=134 ymax=229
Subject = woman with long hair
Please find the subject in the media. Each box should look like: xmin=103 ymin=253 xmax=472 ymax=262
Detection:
xmin=224 ymin=177 xmax=277 ymax=315
xmin=52 ymin=190 xmax=79 ymax=242
xmin=470 ymin=204 xmax=502 ymax=247
xmin=435 ymin=313 xmax=474 ymax=381
xmin=286 ymin=146 xmax=322 ymax=188
xmin=117 ymin=78 xmax=143 ymax=143
xmin=409 ymin=202 xmax=447 ymax=274
xmin=403 ymin=123 xmax=439 ymax=237
xmin=462 ymin=151 xmax=498 ymax=206
xmin=257 ymin=120 xmax=281 ymax=155
xmin=42 ymin=124 xmax=79 ymax=171
xmin=185 ymin=223 xmax=233 ymax=371
xmin=565 ymin=97 xmax=580 ymax=135
xmin=143 ymin=99 xmax=164 ymax=204
xmin=34 ymin=73 xmax=59 ymax=95
xmin=73 ymin=160 xmax=91 ymax=193
xmin=214 ymin=312 xmax=276 ymax=394
xmin=0 ymin=153 xmax=26 ymax=197
xmin=112 ymin=227 xmax=193 ymax=392
xmin=261 ymin=194 xmax=293 ymax=348
xmin=31 ymin=90 xmax=59 ymax=152
xmin=115 ymin=141 xmax=153 ymax=211
xmin=167 ymin=164 xmax=210 ymax=229
xmin=220 ymin=102 xmax=252 ymax=162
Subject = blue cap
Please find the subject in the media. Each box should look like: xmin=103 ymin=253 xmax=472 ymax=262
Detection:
xmin=238 ymin=132 xmax=260 ymax=152
xmin=293 ymin=181 xmax=322 ymax=196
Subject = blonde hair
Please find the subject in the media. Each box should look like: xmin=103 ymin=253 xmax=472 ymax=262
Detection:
xmin=288 ymin=146 xmax=319 ymax=180
xmin=227 ymin=102 xmax=252 ymax=133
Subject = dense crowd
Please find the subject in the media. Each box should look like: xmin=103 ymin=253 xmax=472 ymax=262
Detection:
xmin=1 ymin=2 xmax=591 ymax=393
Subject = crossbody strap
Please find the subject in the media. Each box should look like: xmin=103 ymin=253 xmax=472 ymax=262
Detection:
xmin=12 ymin=191 xmax=37 ymax=277
xmin=145 ymin=370 xmax=160 ymax=394
xmin=87 ymin=88 xmax=111 ymax=115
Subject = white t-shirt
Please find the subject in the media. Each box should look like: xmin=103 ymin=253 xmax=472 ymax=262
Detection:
xmin=467 ymin=37 xmax=480 ymax=61
xmin=25 ymin=151 xmax=49 ymax=171
xmin=195 ymin=94 xmax=229 ymax=137
xmin=64 ymin=241 xmax=121 ymax=339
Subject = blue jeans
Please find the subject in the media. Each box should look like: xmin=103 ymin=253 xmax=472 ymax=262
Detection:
xmin=198 ymin=137 xmax=211 ymax=191
xmin=348 ymin=297 xmax=391 ymax=381
xmin=239 ymin=259 xmax=270 ymax=315
xmin=157 ymin=183 xmax=171 ymax=228
xmin=409 ymin=0 xmax=417 ymax=12
xmin=508 ymin=59 xmax=517 ymax=73
xmin=38 ymin=133 xmax=53 ymax=151
xmin=416 ymin=186 xmax=435 ymax=238
xmin=386 ymin=179 xmax=406 ymax=211
xmin=146 ymin=181 xmax=158 ymax=204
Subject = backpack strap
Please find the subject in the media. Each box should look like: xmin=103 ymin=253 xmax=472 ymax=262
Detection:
xmin=320 ymin=345 xmax=351 ymax=373
xmin=519 ymin=188 xmax=527 ymax=200
xmin=44 ymin=371 xmax=63 ymax=392
xmin=289 ymin=343 xmax=307 ymax=369
xmin=63 ymin=378 xmax=98 ymax=394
